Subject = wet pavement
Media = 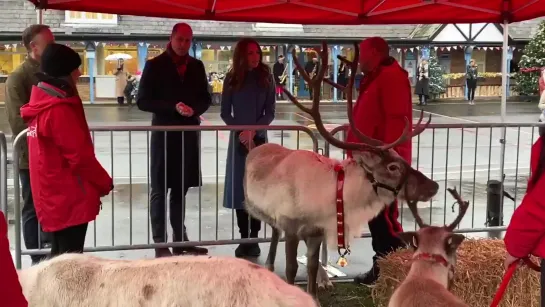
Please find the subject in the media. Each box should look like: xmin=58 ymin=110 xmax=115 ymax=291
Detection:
xmin=1 ymin=101 xmax=540 ymax=280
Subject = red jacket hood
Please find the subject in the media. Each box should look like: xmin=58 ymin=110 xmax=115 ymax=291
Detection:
xmin=21 ymin=83 xmax=81 ymax=123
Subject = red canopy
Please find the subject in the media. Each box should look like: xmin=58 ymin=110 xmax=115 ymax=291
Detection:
xmin=30 ymin=0 xmax=545 ymax=25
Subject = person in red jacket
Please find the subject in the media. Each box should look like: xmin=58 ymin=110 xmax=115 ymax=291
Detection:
xmin=20 ymin=43 xmax=113 ymax=257
xmin=348 ymin=37 xmax=413 ymax=285
xmin=0 ymin=212 xmax=28 ymax=306
xmin=504 ymin=123 xmax=545 ymax=267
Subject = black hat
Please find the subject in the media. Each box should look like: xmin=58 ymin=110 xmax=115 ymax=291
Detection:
xmin=40 ymin=43 xmax=82 ymax=78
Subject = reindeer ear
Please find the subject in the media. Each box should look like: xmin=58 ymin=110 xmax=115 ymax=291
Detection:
xmin=398 ymin=232 xmax=418 ymax=249
xmin=445 ymin=234 xmax=465 ymax=253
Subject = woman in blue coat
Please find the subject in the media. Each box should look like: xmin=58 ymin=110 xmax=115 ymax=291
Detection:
xmin=221 ymin=38 xmax=276 ymax=258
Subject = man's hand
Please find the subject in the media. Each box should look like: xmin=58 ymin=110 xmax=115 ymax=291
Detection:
xmin=176 ymin=102 xmax=194 ymax=117
xmin=504 ymin=252 xmax=521 ymax=269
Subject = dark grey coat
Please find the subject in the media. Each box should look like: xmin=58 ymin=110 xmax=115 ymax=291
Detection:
xmin=137 ymin=52 xmax=211 ymax=191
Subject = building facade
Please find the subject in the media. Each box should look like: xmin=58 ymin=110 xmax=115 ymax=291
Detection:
xmin=0 ymin=0 xmax=543 ymax=102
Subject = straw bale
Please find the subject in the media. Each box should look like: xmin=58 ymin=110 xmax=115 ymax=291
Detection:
xmin=371 ymin=239 xmax=540 ymax=307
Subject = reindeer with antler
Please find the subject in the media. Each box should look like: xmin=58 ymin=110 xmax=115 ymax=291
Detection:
xmin=243 ymin=41 xmax=439 ymax=299
xmin=388 ymin=188 xmax=470 ymax=307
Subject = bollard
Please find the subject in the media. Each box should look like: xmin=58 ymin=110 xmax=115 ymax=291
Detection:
xmin=486 ymin=180 xmax=504 ymax=239
xmin=486 ymin=179 xmax=515 ymax=239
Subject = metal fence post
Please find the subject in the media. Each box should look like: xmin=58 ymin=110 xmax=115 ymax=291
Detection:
xmin=12 ymin=129 xmax=27 ymax=269
xmin=541 ymin=258 xmax=545 ymax=307
xmin=0 ymin=132 xmax=7 ymax=222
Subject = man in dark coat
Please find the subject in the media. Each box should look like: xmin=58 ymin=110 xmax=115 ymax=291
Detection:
xmin=5 ymin=24 xmax=55 ymax=265
xmin=304 ymin=55 xmax=320 ymax=99
xmin=137 ymin=23 xmax=211 ymax=257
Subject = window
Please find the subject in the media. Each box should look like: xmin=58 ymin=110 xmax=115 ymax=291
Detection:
xmin=65 ymin=11 xmax=118 ymax=25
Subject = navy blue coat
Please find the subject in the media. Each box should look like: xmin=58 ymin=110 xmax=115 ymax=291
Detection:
xmin=221 ymin=70 xmax=276 ymax=209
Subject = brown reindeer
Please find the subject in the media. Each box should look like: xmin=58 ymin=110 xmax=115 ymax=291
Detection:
xmin=243 ymin=41 xmax=439 ymax=300
xmin=388 ymin=187 xmax=470 ymax=307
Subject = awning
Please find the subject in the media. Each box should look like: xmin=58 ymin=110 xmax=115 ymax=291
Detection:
xmin=29 ymin=0 xmax=545 ymax=25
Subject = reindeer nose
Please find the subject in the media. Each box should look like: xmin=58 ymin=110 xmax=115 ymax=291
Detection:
xmin=430 ymin=181 xmax=439 ymax=195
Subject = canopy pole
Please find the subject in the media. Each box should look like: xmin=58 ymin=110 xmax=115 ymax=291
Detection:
xmin=36 ymin=9 xmax=43 ymax=24
xmin=498 ymin=18 xmax=509 ymax=224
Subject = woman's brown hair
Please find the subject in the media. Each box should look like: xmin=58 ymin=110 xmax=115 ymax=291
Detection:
xmin=227 ymin=38 xmax=271 ymax=90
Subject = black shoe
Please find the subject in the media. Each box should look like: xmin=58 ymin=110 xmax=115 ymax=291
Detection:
xmin=172 ymin=246 xmax=209 ymax=255
xmin=235 ymin=244 xmax=249 ymax=258
xmin=354 ymin=262 xmax=380 ymax=285
xmin=246 ymin=243 xmax=261 ymax=257
xmin=155 ymin=248 xmax=173 ymax=258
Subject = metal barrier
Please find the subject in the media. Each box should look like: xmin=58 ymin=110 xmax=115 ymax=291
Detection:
xmin=12 ymin=125 xmax=318 ymax=268
xmin=0 ymin=132 xmax=7 ymax=222
xmin=9 ymin=121 xmax=542 ymax=269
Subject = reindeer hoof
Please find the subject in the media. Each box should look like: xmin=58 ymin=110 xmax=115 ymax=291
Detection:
xmin=317 ymin=280 xmax=334 ymax=291
xmin=317 ymin=265 xmax=334 ymax=291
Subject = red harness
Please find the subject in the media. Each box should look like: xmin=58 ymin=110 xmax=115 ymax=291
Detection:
xmin=413 ymin=253 xmax=449 ymax=267
xmin=334 ymin=164 xmax=350 ymax=267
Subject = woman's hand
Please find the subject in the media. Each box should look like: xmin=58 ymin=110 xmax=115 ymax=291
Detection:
xmin=504 ymin=252 xmax=520 ymax=268
xmin=239 ymin=130 xmax=256 ymax=145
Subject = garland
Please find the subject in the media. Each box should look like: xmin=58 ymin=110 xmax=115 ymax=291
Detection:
xmin=442 ymin=72 xmax=513 ymax=80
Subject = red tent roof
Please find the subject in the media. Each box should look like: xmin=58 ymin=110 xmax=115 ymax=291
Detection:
xmin=30 ymin=0 xmax=545 ymax=25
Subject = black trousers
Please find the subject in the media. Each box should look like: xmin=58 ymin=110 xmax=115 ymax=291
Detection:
xmin=467 ymin=79 xmax=477 ymax=101
xmin=50 ymin=223 xmax=88 ymax=257
xmin=368 ymin=200 xmax=405 ymax=261
xmin=19 ymin=169 xmax=50 ymax=264
xmin=150 ymin=186 xmax=190 ymax=242
xmin=235 ymin=209 xmax=261 ymax=238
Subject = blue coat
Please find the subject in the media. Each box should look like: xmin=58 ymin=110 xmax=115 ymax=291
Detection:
xmin=221 ymin=70 xmax=276 ymax=209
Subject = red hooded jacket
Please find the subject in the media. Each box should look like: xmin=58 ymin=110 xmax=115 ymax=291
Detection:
xmin=504 ymin=137 xmax=545 ymax=259
xmin=0 ymin=212 xmax=28 ymax=307
xmin=346 ymin=60 xmax=413 ymax=163
xmin=20 ymin=82 xmax=112 ymax=232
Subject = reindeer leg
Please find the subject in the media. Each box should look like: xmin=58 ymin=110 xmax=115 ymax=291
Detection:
xmin=285 ymin=234 xmax=300 ymax=285
xmin=266 ymin=228 xmax=281 ymax=272
xmin=305 ymin=236 xmax=322 ymax=298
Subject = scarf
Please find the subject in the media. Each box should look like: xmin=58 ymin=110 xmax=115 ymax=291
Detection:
xmin=358 ymin=56 xmax=397 ymax=93
xmin=166 ymin=43 xmax=189 ymax=77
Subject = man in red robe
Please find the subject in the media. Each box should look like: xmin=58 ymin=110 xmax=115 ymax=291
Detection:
xmin=347 ymin=37 xmax=413 ymax=285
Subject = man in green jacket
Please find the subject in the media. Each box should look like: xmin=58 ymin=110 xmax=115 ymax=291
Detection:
xmin=5 ymin=24 xmax=55 ymax=264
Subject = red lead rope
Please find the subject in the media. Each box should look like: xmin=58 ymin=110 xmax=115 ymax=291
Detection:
xmin=490 ymin=257 xmax=541 ymax=307
xmin=334 ymin=164 xmax=350 ymax=266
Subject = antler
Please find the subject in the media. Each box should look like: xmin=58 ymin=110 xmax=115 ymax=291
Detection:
xmin=407 ymin=200 xmax=428 ymax=228
xmin=282 ymin=42 xmax=412 ymax=152
xmin=446 ymin=187 xmax=469 ymax=231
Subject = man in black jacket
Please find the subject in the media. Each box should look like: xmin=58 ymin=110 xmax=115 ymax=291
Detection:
xmin=137 ymin=23 xmax=211 ymax=257
xmin=272 ymin=55 xmax=286 ymax=100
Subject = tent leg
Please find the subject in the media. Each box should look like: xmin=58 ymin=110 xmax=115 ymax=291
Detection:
xmin=36 ymin=9 xmax=43 ymax=24
xmin=498 ymin=19 xmax=508 ymax=222
xmin=542 ymin=258 xmax=545 ymax=307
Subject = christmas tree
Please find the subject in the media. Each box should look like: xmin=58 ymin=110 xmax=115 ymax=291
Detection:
xmin=514 ymin=20 xmax=545 ymax=95
xmin=428 ymin=51 xmax=446 ymax=100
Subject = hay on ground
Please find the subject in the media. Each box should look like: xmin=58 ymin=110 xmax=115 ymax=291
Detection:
xmin=372 ymin=239 xmax=540 ymax=307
